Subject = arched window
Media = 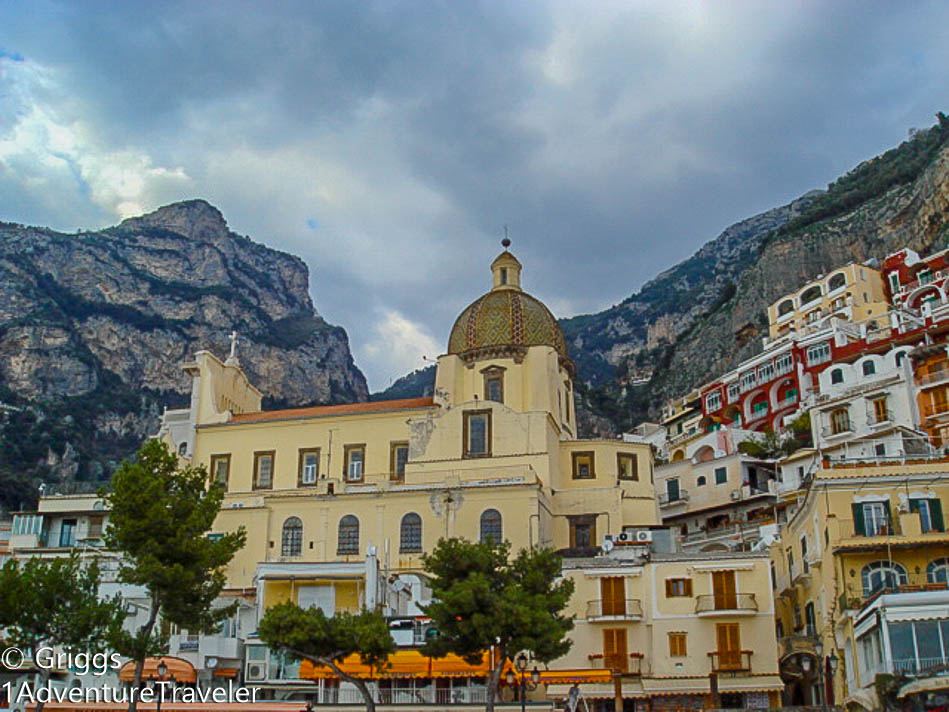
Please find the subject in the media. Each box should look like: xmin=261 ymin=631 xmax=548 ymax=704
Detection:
xmin=801 ymin=285 xmax=822 ymax=305
xmin=831 ymin=369 xmax=844 ymax=385
xmin=778 ymin=299 xmax=794 ymax=317
xmin=337 ymin=515 xmax=359 ymax=555
xmin=696 ymin=476 xmax=707 ymax=487
xmin=828 ymin=273 xmax=847 ymax=292
xmin=400 ymin=513 xmax=422 ymax=553
xmin=830 ymin=408 xmax=851 ymax=435
xmin=862 ymin=360 xmax=876 ymax=377
xmin=895 ymin=351 xmax=906 ymax=367
xmin=861 ymin=561 xmax=907 ymax=596
xmin=281 ymin=517 xmax=303 ymax=557
xmin=480 ymin=509 xmax=502 ymax=544
xmin=927 ymin=558 xmax=949 ymax=584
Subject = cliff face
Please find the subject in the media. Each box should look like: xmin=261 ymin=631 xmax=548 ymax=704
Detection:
xmin=0 ymin=200 xmax=367 ymax=507
xmin=570 ymin=120 xmax=949 ymax=434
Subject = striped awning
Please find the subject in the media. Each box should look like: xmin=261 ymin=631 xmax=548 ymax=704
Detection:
xmin=118 ymin=657 xmax=196 ymax=684
xmin=538 ymin=669 xmax=614 ymax=685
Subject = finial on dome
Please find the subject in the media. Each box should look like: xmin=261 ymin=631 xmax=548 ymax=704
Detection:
xmin=502 ymin=225 xmax=511 ymax=250
xmin=490 ymin=230 xmax=522 ymax=292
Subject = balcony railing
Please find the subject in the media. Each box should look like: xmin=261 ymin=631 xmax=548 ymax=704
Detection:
xmin=587 ymin=652 xmax=644 ymax=675
xmin=837 ymin=576 xmax=949 ymax=613
xmin=866 ymin=408 xmax=895 ymax=426
xmin=708 ymin=650 xmax=753 ymax=673
xmin=821 ymin=422 xmax=853 ymax=439
xmin=922 ymin=402 xmax=949 ymax=419
xmin=695 ymin=593 xmax=758 ymax=614
xmin=892 ymin=656 xmax=949 ymax=676
xmin=774 ymin=395 xmax=799 ymax=410
xmin=916 ymin=364 xmax=949 ymax=386
xmin=658 ymin=490 xmax=689 ymax=507
xmin=586 ymin=599 xmax=643 ymax=620
xmin=779 ymin=634 xmax=819 ymax=661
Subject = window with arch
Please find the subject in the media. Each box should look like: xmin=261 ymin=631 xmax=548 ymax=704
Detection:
xmin=800 ymin=285 xmax=822 ymax=305
xmin=281 ymin=517 xmax=303 ymax=557
xmin=830 ymin=368 xmax=844 ymax=385
xmin=862 ymin=360 xmax=876 ymax=377
xmin=861 ymin=561 xmax=907 ymax=596
xmin=828 ymin=273 xmax=847 ymax=292
xmin=777 ymin=299 xmax=794 ymax=317
xmin=895 ymin=351 xmax=906 ymax=367
xmin=400 ymin=513 xmax=422 ymax=553
xmin=337 ymin=515 xmax=359 ymax=555
xmin=830 ymin=408 xmax=851 ymax=435
xmin=696 ymin=475 xmax=707 ymax=487
xmin=480 ymin=509 xmax=502 ymax=544
xmin=927 ymin=558 xmax=949 ymax=584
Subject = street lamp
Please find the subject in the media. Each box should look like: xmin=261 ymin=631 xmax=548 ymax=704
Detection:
xmin=505 ymin=654 xmax=540 ymax=712
xmin=153 ymin=659 xmax=169 ymax=712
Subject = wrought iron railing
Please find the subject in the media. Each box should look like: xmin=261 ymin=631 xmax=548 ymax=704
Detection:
xmin=695 ymin=593 xmax=758 ymax=613
xmin=708 ymin=649 xmax=753 ymax=672
xmin=586 ymin=599 xmax=643 ymax=620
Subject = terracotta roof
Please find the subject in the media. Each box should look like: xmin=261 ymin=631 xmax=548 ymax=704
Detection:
xmin=229 ymin=397 xmax=436 ymax=424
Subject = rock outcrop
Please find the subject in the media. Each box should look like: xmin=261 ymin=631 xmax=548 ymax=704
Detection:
xmin=0 ymin=200 xmax=367 ymax=506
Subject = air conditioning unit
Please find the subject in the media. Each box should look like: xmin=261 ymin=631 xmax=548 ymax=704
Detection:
xmin=616 ymin=531 xmax=630 ymax=543
xmin=246 ymin=663 xmax=266 ymax=681
xmin=229 ymin=502 xmax=244 ymax=509
xmin=635 ymin=530 xmax=653 ymax=543
xmin=730 ymin=490 xmax=742 ymax=501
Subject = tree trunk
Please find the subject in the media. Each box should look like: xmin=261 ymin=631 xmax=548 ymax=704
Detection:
xmin=485 ymin=645 xmax=507 ymax=712
xmin=128 ymin=594 xmax=161 ymax=712
xmin=323 ymin=659 xmax=375 ymax=712
xmin=34 ymin=666 xmax=51 ymax=712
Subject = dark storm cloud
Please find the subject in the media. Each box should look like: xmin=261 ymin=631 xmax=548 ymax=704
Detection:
xmin=1 ymin=1 xmax=949 ymax=388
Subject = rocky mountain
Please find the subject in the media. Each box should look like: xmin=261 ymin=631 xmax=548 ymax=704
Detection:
xmin=377 ymin=116 xmax=949 ymax=435
xmin=0 ymin=200 xmax=367 ymax=510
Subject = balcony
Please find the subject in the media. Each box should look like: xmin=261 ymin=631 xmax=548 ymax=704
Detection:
xmin=837 ymin=577 xmax=949 ymax=613
xmin=893 ymin=655 xmax=949 ymax=676
xmin=586 ymin=599 xmax=643 ymax=621
xmin=922 ymin=402 xmax=949 ymax=419
xmin=866 ymin=408 xmax=895 ymax=427
xmin=695 ymin=593 xmax=758 ymax=616
xmin=587 ymin=652 xmax=644 ymax=675
xmin=779 ymin=634 xmax=819 ymax=661
xmin=658 ymin=490 xmax=689 ymax=507
xmin=773 ymin=394 xmax=799 ymax=411
xmin=708 ymin=650 xmax=753 ymax=673
xmin=821 ymin=422 xmax=853 ymax=440
xmin=916 ymin=364 xmax=949 ymax=387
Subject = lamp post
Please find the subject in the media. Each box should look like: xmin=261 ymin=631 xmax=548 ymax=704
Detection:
xmin=826 ymin=651 xmax=839 ymax=707
xmin=155 ymin=659 xmax=168 ymax=712
xmin=504 ymin=653 xmax=540 ymax=712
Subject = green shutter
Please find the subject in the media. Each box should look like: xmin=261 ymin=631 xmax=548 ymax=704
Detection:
xmin=884 ymin=501 xmax=893 ymax=533
xmin=932 ymin=499 xmax=945 ymax=533
xmin=909 ymin=498 xmax=921 ymax=514
xmin=852 ymin=503 xmax=866 ymax=537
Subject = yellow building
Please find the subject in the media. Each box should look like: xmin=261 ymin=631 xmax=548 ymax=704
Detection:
xmin=552 ymin=545 xmax=782 ymax=711
xmin=159 ymin=246 xmax=660 ymax=700
xmin=772 ymin=459 xmax=949 ymax=711
xmin=766 ymin=263 xmax=889 ymax=341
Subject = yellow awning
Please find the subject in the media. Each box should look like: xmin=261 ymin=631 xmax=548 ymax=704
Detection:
xmin=539 ymin=669 xmax=614 ymax=685
xmin=300 ymin=650 xmax=493 ymax=680
xmin=718 ymin=674 xmax=785 ymax=692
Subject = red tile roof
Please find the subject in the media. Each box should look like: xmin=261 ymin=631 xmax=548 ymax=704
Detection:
xmin=229 ymin=397 xmax=436 ymax=424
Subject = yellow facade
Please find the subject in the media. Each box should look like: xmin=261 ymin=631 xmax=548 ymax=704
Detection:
xmin=766 ymin=263 xmax=889 ymax=340
xmin=772 ymin=460 xmax=949 ymax=709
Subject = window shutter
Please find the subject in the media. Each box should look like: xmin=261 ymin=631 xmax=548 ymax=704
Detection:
xmin=883 ymin=500 xmax=893 ymax=532
xmin=852 ymin=503 xmax=865 ymax=536
xmin=665 ymin=580 xmax=673 ymax=597
xmin=685 ymin=578 xmax=693 ymax=597
xmin=932 ymin=499 xmax=945 ymax=532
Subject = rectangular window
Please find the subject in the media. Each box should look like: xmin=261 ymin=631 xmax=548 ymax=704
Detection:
xmin=483 ymin=371 xmax=504 ymax=403
xmin=669 ymin=633 xmax=687 ymax=657
xmin=727 ymin=382 xmax=740 ymax=403
xmin=665 ymin=578 xmax=693 ymax=597
xmin=344 ymin=445 xmax=366 ymax=482
xmin=712 ymin=570 xmax=738 ymax=610
xmin=88 ymin=515 xmax=104 ymax=538
xmin=740 ymin=371 xmax=756 ymax=392
xmin=807 ymin=342 xmax=831 ymax=366
xmin=463 ymin=410 xmax=491 ymax=458
xmin=59 ymin=518 xmax=77 ymax=548
xmin=706 ymin=391 xmax=722 ymax=412
xmin=298 ymin=448 xmax=320 ymax=486
xmin=253 ymin=451 xmax=275 ymax=489
xmin=872 ymin=397 xmax=888 ymax=424
xmin=666 ymin=478 xmax=680 ymax=502
xmin=715 ymin=466 xmax=728 ymax=485
xmin=572 ymin=451 xmax=595 ymax=479
xmin=800 ymin=536 xmax=808 ymax=573
xmin=758 ymin=362 xmax=774 ymax=382
xmin=210 ymin=454 xmax=231 ymax=488
xmin=910 ymin=498 xmax=945 ymax=532
xmin=600 ymin=577 xmax=626 ymax=616
xmin=569 ymin=515 xmax=596 ymax=549
xmin=603 ymin=629 xmax=628 ymax=673
xmin=889 ymin=273 xmax=900 ymax=292
xmin=852 ymin=501 xmax=890 ymax=536
xmin=617 ymin=453 xmax=638 ymax=481
xmin=390 ymin=442 xmax=409 ymax=481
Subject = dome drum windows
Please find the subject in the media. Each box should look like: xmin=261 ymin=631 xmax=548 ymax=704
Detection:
xmin=338 ymin=515 xmax=360 ymax=555
xmin=281 ymin=517 xmax=303 ymax=558
xmin=400 ymin=513 xmax=422 ymax=554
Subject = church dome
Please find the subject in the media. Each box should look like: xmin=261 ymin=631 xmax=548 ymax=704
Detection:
xmin=447 ymin=247 xmax=569 ymax=362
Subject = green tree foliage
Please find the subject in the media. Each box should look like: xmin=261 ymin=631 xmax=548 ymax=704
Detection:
xmin=258 ymin=603 xmax=394 ymax=712
xmin=0 ymin=554 xmax=125 ymax=712
xmin=103 ymin=439 xmax=245 ymax=712
xmin=737 ymin=416 xmax=811 ymax=460
xmin=422 ymin=538 xmax=575 ymax=712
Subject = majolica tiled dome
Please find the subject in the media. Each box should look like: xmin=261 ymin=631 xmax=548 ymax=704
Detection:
xmin=447 ymin=249 xmax=568 ymax=359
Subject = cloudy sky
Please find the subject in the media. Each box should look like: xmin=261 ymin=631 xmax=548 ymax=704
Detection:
xmin=2 ymin=1 xmax=949 ymax=390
